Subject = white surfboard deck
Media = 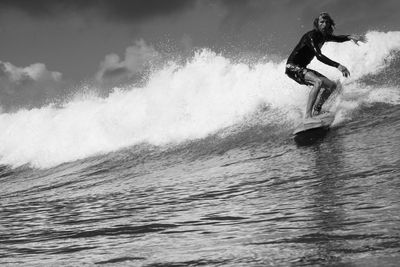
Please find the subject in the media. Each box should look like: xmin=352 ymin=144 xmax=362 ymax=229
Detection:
xmin=293 ymin=112 xmax=335 ymax=135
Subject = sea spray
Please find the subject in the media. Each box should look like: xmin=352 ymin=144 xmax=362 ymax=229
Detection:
xmin=0 ymin=31 xmax=399 ymax=169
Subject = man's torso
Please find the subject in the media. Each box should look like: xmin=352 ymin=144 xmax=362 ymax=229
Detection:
xmin=287 ymin=30 xmax=325 ymax=67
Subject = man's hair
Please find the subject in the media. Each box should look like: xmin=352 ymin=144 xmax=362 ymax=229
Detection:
xmin=313 ymin=12 xmax=335 ymax=34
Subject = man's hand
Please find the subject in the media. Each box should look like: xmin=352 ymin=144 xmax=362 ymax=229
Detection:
xmin=349 ymin=34 xmax=367 ymax=45
xmin=338 ymin=64 xmax=350 ymax=77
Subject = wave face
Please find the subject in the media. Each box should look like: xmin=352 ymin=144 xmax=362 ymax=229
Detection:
xmin=0 ymin=31 xmax=400 ymax=169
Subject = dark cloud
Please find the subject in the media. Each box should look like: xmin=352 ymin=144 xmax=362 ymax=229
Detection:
xmin=0 ymin=0 xmax=196 ymax=21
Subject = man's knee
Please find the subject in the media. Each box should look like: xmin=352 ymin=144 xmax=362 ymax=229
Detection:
xmin=322 ymin=79 xmax=336 ymax=92
xmin=330 ymin=82 xmax=337 ymax=91
xmin=313 ymin=79 xmax=323 ymax=88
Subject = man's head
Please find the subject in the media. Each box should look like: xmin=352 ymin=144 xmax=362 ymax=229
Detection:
xmin=313 ymin=12 xmax=335 ymax=35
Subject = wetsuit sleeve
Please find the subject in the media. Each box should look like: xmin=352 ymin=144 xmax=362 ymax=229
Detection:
xmin=309 ymin=34 xmax=340 ymax=68
xmin=327 ymin=35 xmax=350 ymax=42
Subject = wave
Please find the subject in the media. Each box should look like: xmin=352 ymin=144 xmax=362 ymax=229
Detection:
xmin=1 ymin=31 xmax=400 ymax=169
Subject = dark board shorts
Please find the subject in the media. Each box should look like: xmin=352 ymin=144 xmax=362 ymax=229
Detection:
xmin=285 ymin=63 xmax=326 ymax=86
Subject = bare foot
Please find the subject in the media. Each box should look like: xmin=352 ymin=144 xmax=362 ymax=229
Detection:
xmin=304 ymin=116 xmax=321 ymax=123
xmin=315 ymin=111 xmax=331 ymax=118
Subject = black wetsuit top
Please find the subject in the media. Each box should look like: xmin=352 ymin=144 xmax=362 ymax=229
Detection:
xmin=287 ymin=29 xmax=350 ymax=68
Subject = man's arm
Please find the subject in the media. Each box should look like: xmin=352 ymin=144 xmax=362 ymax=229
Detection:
xmin=348 ymin=34 xmax=367 ymax=45
xmin=328 ymin=34 xmax=367 ymax=45
xmin=327 ymin=35 xmax=350 ymax=43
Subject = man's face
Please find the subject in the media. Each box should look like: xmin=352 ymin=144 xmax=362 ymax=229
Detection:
xmin=318 ymin=16 xmax=331 ymax=35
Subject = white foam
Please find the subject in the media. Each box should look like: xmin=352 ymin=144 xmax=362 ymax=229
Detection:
xmin=0 ymin=31 xmax=399 ymax=168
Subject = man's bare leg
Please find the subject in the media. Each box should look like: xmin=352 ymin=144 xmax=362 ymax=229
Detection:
xmin=313 ymin=83 xmax=337 ymax=115
xmin=304 ymin=71 xmax=336 ymax=121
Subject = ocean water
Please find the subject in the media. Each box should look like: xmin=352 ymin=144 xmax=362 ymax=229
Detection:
xmin=1 ymin=31 xmax=400 ymax=266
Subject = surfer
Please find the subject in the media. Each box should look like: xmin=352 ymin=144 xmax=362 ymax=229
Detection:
xmin=286 ymin=12 xmax=365 ymax=122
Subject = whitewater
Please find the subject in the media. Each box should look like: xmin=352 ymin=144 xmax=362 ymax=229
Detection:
xmin=0 ymin=31 xmax=398 ymax=169
xmin=1 ymin=31 xmax=400 ymax=266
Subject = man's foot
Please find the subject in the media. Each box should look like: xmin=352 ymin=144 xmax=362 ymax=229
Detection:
xmin=314 ymin=110 xmax=331 ymax=117
xmin=312 ymin=109 xmax=321 ymax=116
xmin=313 ymin=105 xmax=322 ymax=116
xmin=304 ymin=116 xmax=321 ymax=123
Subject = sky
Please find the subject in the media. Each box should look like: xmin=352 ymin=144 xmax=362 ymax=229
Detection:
xmin=0 ymin=0 xmax=399 ymax=109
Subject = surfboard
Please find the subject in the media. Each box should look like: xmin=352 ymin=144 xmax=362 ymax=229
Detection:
xmin=293 ymin=81 xmax=342 ymax=143
xmin=293 ymin=112 xmax=335 ymax=135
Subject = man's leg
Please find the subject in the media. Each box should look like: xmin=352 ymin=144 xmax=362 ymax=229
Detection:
xmin=313 ymin=83 xmax=337 ymax=115
xmin=304 ymin=71 xmax=336 ymax=119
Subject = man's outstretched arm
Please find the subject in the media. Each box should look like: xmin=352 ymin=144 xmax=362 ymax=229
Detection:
xmin=328 ymin=34 xmax=366 ymax=45
xmin=348 ymin=34 xmax=367 ymax=45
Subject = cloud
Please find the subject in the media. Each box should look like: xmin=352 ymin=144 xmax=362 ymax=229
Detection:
xmin=0 ymin=0 xmax=196 ymax=21
xmin=0 ymin=61 xmax=64 ymax=110
xmin=95 ymin=39 xmax=160 ymax=87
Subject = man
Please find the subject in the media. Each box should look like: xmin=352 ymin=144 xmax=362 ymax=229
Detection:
xmin=286 ymin=12 xmax=365 ymax=122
